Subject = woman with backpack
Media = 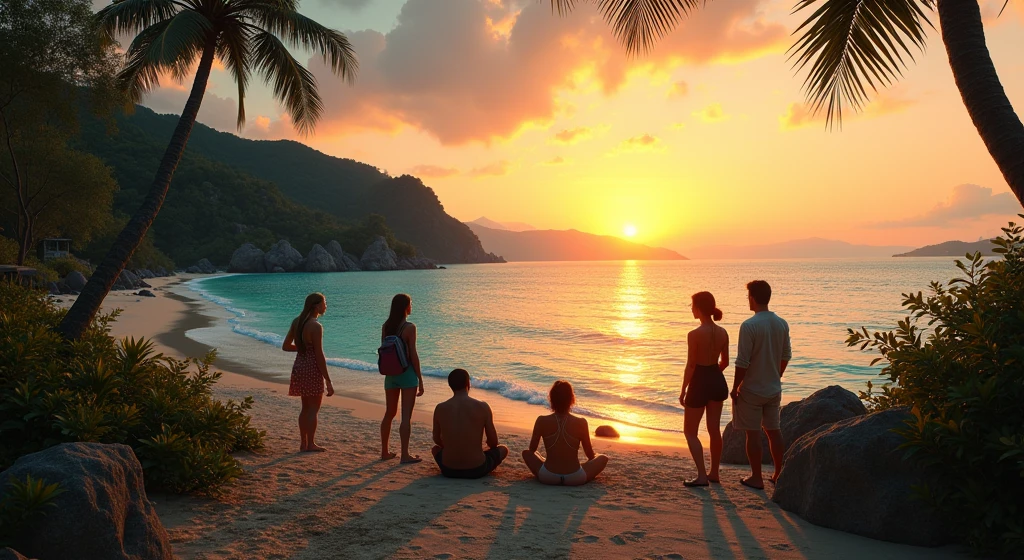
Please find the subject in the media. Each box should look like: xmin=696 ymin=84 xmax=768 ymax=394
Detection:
xmin=282 ymin=292 xmax=334 ymax=452
xmin=380 ymin=293 xmax=424 ymax=463
xmin=678 ymin=291 xmax=730 ymax=486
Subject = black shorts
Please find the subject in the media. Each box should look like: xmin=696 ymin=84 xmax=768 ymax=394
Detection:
xmin=684 ymin=365 xmax=729 ymax=408
xmin=433 ymin=447 xmax=505 ymax=479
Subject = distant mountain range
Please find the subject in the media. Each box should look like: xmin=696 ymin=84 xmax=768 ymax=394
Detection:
xmin=80 ymin=105 xmax=501 ymax=264
xmin=685 ymin=238 xmax=913 ymax=259
xmin=468 ymin=217 xmax=536 ymax=232
xmin=894 ymin=239 xmax=997 ymax=257
xmin=465 ymin=223 xmax=687 ymax=261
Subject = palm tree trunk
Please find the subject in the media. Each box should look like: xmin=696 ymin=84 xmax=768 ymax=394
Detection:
xmin=57 ymin=41 xmax=217 ymax=340
xmin=937 ymin=0 xmax=1024 ymax=207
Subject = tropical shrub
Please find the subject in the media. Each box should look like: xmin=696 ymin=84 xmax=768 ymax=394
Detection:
xmin=847 ymin=220 xmax=1024 ymax=555
xmin=0 ymin=475 xmax=63 ymax=547
xmin=0 ymin=282 xmax=263 ymax=493
xmin=43 ymin=256 xmax=92 ymax=278
xmin=0 ymin=236 xmax=18 ymax=265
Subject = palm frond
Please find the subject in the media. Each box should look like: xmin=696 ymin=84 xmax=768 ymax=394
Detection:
xmin=250 ymin=8 xmax=358 ymax=82
xmin=789 ymin=0 xmax=933 ymax=128
xmin=216 ymin=20 xmax=253 ymax=130
xmin=96 ymin=0 xmax=182 ymax=40
xmin=251 ymin=30 xmax=323 ymax=136
xmin=550 ymin=0 xmax=703 ymax=55
xmin=118 ymin=9 xmax=212 ymax=105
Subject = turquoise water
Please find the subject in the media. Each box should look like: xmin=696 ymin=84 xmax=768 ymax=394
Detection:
xmin=188 ymin=258 xmax=961 ymax=432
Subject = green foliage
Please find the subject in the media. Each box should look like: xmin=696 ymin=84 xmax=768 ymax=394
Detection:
xmin=0 ymin=283 xmax=263 ymax=493
xmin=0 ymin=475 xmax=63 ymax=547
xmin=41 ymin=256 xmax=91 ymax=278
xmin=0 ymin=236 xmax=18 ymax=265
xmin=80 ymin=219 xmax=174 ymax=272
xmin=847 ymin=219 xmax=1024 ymax=555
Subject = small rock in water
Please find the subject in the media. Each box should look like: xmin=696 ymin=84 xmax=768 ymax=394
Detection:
xmin=595 ymin=425 xmax=620 ymax=438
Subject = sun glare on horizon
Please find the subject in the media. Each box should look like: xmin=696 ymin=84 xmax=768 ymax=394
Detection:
xmin=623 ymin=224 xmax=638 ymax=238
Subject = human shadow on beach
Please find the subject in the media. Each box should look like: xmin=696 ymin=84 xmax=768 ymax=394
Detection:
xmin=700 ymin=484 xmax=804 ymax=560
xmin=487 ymin=480 xmax=606 ymax=558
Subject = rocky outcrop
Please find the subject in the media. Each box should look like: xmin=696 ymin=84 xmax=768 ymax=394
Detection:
xmin=325 ymin=241 xmax=348 ymax=272
xmin=135 ymin=269 xmax=155 ymax=279
xmin=342 ymin=252 xmax=362 ymax=271
xmin=185 ymin=258 xmax=216 ymax=274
xmin=722 ymin=385 xmax=866 ymax=465
xmin=360 ymin=236 xmax=399 ymax=271
xmin=0 ymin=442 xmax=173 ymax=559
xmin=305 ymin=244 xmax=337 ymax=272
xmin=153 ymin=266 xmax=169 ymax=277
xmin=228 ymin=243 xmax=267 ymax=273
xmin=112 ymin=269 xmax=150 ymax=291
xmin=263 ymin=240 xmax=303 ymax=272
xmin=772 ymin=408 xmax=951 ymax=546
xmin=398 ymin=256 xmax=437 ymax=270
xmin=65 ymin=270 xmax=88 ymax=292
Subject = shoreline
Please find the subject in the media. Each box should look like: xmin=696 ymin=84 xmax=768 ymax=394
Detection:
xmin=53 ymin=275 xmax=968 ymax=558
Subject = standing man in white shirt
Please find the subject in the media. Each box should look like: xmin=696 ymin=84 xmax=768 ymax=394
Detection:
xmin=731 ymin=280 xmax=791 ymax=490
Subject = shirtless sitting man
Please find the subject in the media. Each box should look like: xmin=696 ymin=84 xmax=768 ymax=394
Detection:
xmin=431 ymin=369 xmax=509 ymax=479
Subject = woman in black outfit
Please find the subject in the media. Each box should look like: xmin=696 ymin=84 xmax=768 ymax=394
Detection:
xmin=679 ymin=291 xmax=730 ymax=487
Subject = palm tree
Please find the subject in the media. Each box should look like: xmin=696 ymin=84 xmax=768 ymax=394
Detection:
xmin=58 ymin=0 xmax=356 ymax=339
xmin=553 ymin=0 xmax=1024 ymax=207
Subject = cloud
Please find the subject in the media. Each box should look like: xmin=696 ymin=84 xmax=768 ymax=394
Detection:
xmin=408 ymin=164 xmax=460 ymax=178
xmin=318 ymin=0 xmax=372 ymax=10
xmin=141 ymin=86 xmax=242 ymax=133
xmin=692 ymin=103 xmax=730 ymax=123
xmin=872 ymin=184 xmax=1020 ymax=228
xmin=608 ymin=133 xmax=663 ymax=155
xmin=667 ymin=80 xmax=689 ymax=99
xmin=544 ymin=156 xmax=567 ymax=165
xmin=780 ymin=88 xmax=916 ymax=130
xmin=551 ymin=126 xmax=593 ymax=144
xmin=304 ymin=0 xmax=786 ymax=145
xmin=469 ymin=160 xmax=512 ymax=177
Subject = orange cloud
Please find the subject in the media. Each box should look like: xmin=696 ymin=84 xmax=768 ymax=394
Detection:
xmin=780 ymin=88 xmax=916 ymax=130
xmin=470 ymin=160 xmax=512 ymax=177
xmin=302 ymin=0 xmax=786 ymax=145
xmin=544 ymin=156 xmax=568 ymax=165
xmin=551 ymin=126 xmax=593 ymax=144
xmin=693 ymin=103 xmax=730 ymax=123
xmin=667 ymin=80 xmax=689 ymax=99
xmin=609 ymin=133 xmax=663 ymax=155
xmin=408 ymin=164 xmax=460 ymax=178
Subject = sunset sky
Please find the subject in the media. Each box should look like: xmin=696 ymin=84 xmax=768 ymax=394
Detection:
xmin=108 ymin=0 xmax=1024 ymax=253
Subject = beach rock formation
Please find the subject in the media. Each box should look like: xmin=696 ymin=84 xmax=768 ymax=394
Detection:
xmin=398 ymin=256 xmax=438 ymax=270
xmin=721 ymin=385 xmax=866 ymax=465
xmin=264 ymin=240 xmax=303 ymax=272
xmin=305 ymin=244 xmax=337 ymax=272
xmin=342 ymin=252 xmax=362 ymax=271
xmin=325 ymin=241 xmax=348 ymax=271
xmin=360 ymin=236 xmax=399 ymax=271
xmin=65 ymin=270 xmax=88 ymax=292
xmin=595 ymin=425 xmax=620 ymax=438
xmin=0 ymin=442 xmax=173 ymax=559
xmin=153 ymin=266 xmax=169 ymax=277
xmin=228 ymin=243 xmax=267 ymax=273
xmin=112 ymin=269 xmax=150 ymax=291
xmin=271 ymin=266 xmax=286 ymax=273
xmin=135 ymin=268 xmax=154 ymax=279
xmin=185 ymin=258 xmax=217 ymax=274
xmin=772 ymin=408 xmax=951 ymax=546
xmin=137 ymin=289 xmax=155 ymax=297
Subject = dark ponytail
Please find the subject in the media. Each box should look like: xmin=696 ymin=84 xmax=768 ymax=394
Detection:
xmin=383 ymin=293 xmax=412 ymax=336
xmin=692 ymin=291 xmax=722 ymax=322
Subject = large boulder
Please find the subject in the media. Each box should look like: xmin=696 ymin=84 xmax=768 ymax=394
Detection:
xmin=195 ymin=258 xmax=216 ymax=274
xmin=112 ymin=269 xmax=143 ymax=291
xmin=360 ymin=236 xmax=399 ymax=271
xmin=772 ymin=408 xmax=951 ymax=546
xmin=305 ymin=244 xmax=337 ymax=272
xmin=228 ymin=243 xmax=267 ymax=273
xmin=398 ymin=256 xmax=437 ymax=270
xmin=325 ymin=241 xmax=348 ymax=272
xmin=0 ymin=442 xmax=173 ymax=559
xmin=342 ymin=252 xmax=362 ymax=271
xmin=153 ymin=267 xmax=169 ymax=277
xmin=722 ymin=385 xmax=866 ymax=465
xmin=64 ymin=270 xmax=87 ymax=292
xmin=263 ymin=240 xmax=303 ymax=272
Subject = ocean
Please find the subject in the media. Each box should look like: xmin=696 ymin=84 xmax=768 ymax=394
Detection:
xmin=185 ymin=258 xmax=961 ymax=435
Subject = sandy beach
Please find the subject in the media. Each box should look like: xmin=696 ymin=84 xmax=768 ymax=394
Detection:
xmin=64 ymin=276 xmax=967 ymax=559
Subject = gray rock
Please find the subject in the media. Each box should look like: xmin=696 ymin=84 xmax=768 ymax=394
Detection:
xmin=0 ymin=442 xmax=173 ymax=559
xmin=48 ymin=282 xmax=61 ymax=295
xmin=0 ymin=548 xmax=28 ymax=560
xmin=153 ymin=267 xmax=168 ymax=277
xmin=271 ymin=266 xmax=286 ymax=273
xmin=65 ymin=270 xmax=87 ymax=292
xmin=112 ymin=269 xmax=142 ymax=291
xmin=184 ymin=265 xmax=201 ymax=274
xmin=594 ymin=425 xmax=620 ymax=438
xmin=135 ymin=269 xmax=155 ymax=279
xmin=228 ymin=243 xmax=267 ymax=273
xmin=194 ymin=258 xmax=216 ymax=274
xmin=325 ymin=241 xmax=347 ymax=272
xmin=305 ymin=244 xmax=337 ymax=272
xmin=772 ymin=408 xmax=951 ymax=546
xmin=137 ymin=289 xmax=155 ymax=297
xmin=722 ymin=385 xmax=866 ymax=465
xmin=264 ymin=240 xmax=303 ymax=272
xmin=342 ymin=252 xmax=362 ymax=271
xmin=360 ymin=236 xmax=399 ymax=271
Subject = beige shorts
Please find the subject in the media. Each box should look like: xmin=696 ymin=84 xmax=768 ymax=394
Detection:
xmin=733 ymin=391 xmax=782 ymax=431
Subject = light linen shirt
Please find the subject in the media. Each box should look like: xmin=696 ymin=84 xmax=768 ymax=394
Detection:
xmin=735 ymin=310 xmax=792 ymax=398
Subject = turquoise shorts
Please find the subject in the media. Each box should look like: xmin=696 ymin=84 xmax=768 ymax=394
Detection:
xmin=384 ymin=365 xmax=419 ymax=390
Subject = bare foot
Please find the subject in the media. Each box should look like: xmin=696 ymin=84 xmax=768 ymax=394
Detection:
xmin=707 ymin=475 xmax=720 ymax=484
xmin=381 ymin=451 xmax=397 ymax=461
xmin=400 ymin=455 xmax=423 ymax=464
xmin=302 ymin=444 xmax=327 ymax=453
xmin=684 ymin=477 xmax=709 ymax=487
xmin=740 ymin=476 xmax=764 ymax=490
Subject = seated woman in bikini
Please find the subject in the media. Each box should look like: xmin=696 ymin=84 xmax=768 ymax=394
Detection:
xmin=522 ymin=380 xmax=609 ymax=486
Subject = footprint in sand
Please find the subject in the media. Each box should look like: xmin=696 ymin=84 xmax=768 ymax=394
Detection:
xmin=433 ymin=554 xmax=453 ymax=559
xmin=610 ymin=530 xmax=647 ymax=545
xmin=572 ymin=535 xmax=600 ymax=544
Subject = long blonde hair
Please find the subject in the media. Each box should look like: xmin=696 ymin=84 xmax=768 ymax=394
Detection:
xmin=294 ymin=292 xmax=325 ymax=353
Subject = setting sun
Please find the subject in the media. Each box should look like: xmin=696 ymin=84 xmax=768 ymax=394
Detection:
xmin=623 ymin=224 xmax=638 ymax=238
